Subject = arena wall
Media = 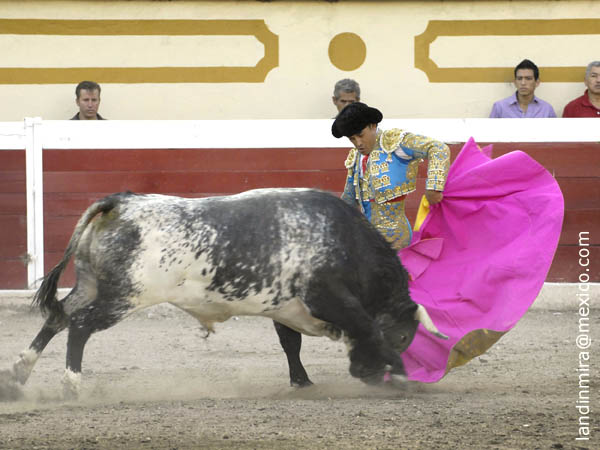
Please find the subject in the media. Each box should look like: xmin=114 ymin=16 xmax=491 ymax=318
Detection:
xmin=0 ymin=0 xmax=598 ymax=120
xmin=0 ymin=118 xmax=597 ymax=289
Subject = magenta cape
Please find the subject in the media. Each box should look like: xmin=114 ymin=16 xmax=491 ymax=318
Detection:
xmin=399 ymin=138 xmax=564 ymax=383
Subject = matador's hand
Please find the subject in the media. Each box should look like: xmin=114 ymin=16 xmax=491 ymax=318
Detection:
xmin=425 ymin=190 xmax=443 ymax=205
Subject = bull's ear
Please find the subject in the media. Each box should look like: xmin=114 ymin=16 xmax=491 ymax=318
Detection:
xmin=414 ymin=305 xmax=448 ymax=340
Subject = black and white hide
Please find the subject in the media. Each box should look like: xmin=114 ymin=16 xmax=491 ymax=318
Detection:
xmin=2 ymin=189 xmax=446 ymax=399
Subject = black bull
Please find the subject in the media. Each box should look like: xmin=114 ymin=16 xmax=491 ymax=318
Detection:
xmin=2 ymin=189 xmax=446 ymax=399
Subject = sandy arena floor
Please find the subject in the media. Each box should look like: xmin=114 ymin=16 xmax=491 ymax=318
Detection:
xmin=0 ymin=300 xmax=597 ymax=450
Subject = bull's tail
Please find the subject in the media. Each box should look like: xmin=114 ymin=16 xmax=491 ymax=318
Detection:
xmin=32 ymin=194 xmax=124 ymax=318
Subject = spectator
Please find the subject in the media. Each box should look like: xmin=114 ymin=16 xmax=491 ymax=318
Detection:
xmin=489 ymin=59 xmax=556 ymax=118
xmin=562 ymin=61 xmax=600 ymax=117
xmin=332 ymin=79 xmax=360 ymax=113
xmin=71 ymin=81 xmax=105 ymax=120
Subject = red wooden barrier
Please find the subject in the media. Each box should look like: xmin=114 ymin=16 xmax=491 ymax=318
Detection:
xmin=0 ymin=150 xmax=27 ymax=288
xmin=1 ymin=143 xmax=598 ymax=288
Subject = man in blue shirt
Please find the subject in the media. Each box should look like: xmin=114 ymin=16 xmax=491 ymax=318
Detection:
xmin=489 ymin=59 xmax=556 ymax=118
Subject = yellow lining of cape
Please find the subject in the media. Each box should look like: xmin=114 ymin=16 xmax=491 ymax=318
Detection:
xmin=413 ymin=195 xmax=430 ymax=232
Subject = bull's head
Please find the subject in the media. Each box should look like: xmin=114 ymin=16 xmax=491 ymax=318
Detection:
xmin=377 ymin=304 xmax=448 ymax=354
xmin=352 ymin=305 xmax=448 ymax=385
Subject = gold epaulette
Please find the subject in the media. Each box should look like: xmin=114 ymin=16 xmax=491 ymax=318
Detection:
xmin=344 ymin=148 xmax=358 ymax=169
xmin=380 ymin=129 xmax=407 ymax=154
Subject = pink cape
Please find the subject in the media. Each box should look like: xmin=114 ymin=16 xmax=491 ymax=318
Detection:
xmin=399 ymin=138 xmax=564 ymax=383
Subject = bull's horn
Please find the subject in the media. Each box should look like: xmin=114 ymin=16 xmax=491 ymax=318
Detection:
xmin=415 ymin=305 xmax=449 ymax=340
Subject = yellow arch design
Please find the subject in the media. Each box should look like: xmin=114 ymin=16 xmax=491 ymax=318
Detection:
xmin=415 ymin=19 xmax=600 ymax=83
xmin=0 ymin=19 xmax=279 ymax=84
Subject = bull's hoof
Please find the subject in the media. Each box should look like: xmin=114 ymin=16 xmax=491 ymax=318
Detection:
xmin=13 ymin=350 xmax=38 ymax=385
xmin=383 ymin=372 xmax=409 ymax=388
xmin=361 ymin=373 xmax=409 ymax=388
xmin=360 ymin=368 xmax=409 ymax=387
xmin=360 ymin=371 xmax=387 ymax=385
xmin=0 ymin=369 xmax=24 ymax=401
xmin=61 ymin=369 xmax=81 ymax=401
xmin=291 ymin=378 xmax=314 ymax=388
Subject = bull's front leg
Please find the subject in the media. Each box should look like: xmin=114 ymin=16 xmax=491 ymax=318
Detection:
xmin=305 ymin=283 xmax=404 ymax=385
xmin=346 ymin=327 xmax=405 ymax=384
xmin=273 ymin=321 xmax=313 ymax=387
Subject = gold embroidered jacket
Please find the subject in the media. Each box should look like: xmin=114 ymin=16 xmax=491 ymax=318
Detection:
xmin=341 ymin=129 xmax=450 ymax=208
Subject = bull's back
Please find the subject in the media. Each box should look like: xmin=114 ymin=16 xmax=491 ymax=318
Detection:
xmin=73 ymin=189 xmax=402 ymax=318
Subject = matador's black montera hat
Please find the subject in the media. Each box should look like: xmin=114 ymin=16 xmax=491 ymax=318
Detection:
xmin=331 ymin=102 xmax=383 ymax=138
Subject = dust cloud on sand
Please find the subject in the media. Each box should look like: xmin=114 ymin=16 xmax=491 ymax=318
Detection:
xmin=0 ymin=301 xmax=596 ymax=449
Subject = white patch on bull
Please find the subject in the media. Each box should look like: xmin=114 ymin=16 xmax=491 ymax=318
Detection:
xmin=114 ymin=200 xmax=262 ymax=329
xmin=125 ymin=218 xmax=221 ymax=314
xmin=267 ymin=298 xmax=339 ymax=338
xmin=12 ymin=348 xmax=39 ymax=384
xmin=213 ymin=188 xmax=313 ymax=201
xmin=62 ymin=368 xmax=82 ymax=400
xmin=123 ymin=196 xmax=270 ymax=315
xmin=342 ymin=335 xmax=355 ymax=358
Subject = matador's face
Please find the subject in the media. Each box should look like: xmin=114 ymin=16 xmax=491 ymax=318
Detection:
xmin=349 ymin=123 xmax=378 ymax=155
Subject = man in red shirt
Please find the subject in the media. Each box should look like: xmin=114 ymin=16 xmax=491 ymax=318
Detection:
xmin=562 ymin=61 xmax=600 ymax=117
